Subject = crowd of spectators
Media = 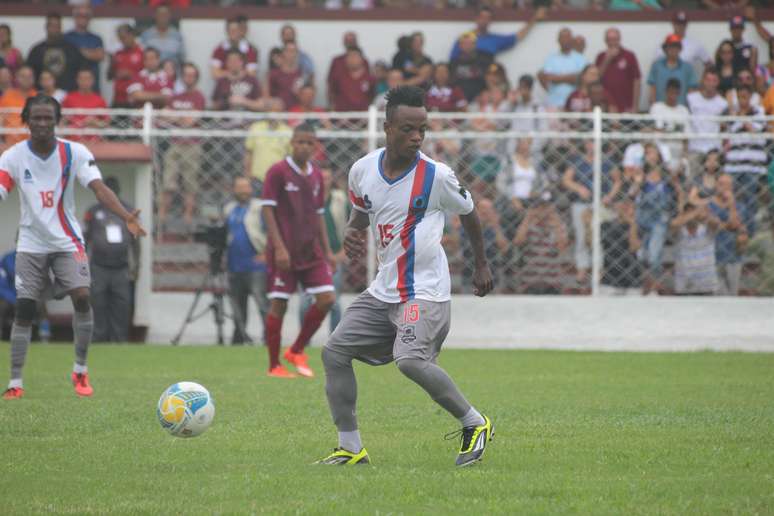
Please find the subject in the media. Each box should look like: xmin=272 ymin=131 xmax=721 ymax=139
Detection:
xmin=1 ymin=5 xmax=774 ymax=296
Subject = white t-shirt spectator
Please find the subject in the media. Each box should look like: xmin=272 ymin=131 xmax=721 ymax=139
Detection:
xmin=510 ymin=160 xmax=537 ymax=200
xmin=623 ymin=142 xmax=673 ymax=170
xmin=726 ymin=89 xmax=762 ymax=112
xmin=650 ymin=101 xmax=690 ymax=162
xmin=686 ymin=91 xmax=728 ymax=154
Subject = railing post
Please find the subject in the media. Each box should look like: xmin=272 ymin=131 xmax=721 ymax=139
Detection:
xmin=366 ymin=105 xmax=378 ymax=283
xmin=591 ymin=107 xmax=603 ymax=297
xmin=141 ymin=102 xmax=153 ymax=146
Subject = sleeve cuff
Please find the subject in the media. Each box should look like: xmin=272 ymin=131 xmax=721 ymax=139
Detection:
xmin=316 ymin=208 xmax=326 ymax=214
xmin=262 ymin=200 xmax=278 ymax=206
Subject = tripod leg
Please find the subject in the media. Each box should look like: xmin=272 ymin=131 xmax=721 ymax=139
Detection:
xmin=214 ymin=293 xmax=224 ymax=346
xmin=171 ymin=288 xmax=205 ymax=345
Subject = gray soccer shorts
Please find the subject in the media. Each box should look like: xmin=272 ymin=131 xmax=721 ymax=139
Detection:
xmin=325 ymin=291 xmax=451 ymax=365
xmin=15 ymin=251 xmax=91 ymax=300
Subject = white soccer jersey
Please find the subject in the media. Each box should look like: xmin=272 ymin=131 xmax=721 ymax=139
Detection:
xmin=0 ymin=138 xmax=102 ymax=254
xmin=348 ymin=149 xmax=474 ymax=304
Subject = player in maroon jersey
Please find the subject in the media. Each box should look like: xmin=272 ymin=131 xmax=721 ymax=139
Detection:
xmin=260 ymin=123 xmax=335 ymax=378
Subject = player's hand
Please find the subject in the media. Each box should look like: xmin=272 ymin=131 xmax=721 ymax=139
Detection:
xmin=472 ymin=264 xmax=494 ymax=297
xmin=343 ymin=227 xmax=367 ymax=260
xmin=126 ymin=210 xmax=147 ymax=238
xmin=275 ymin=246 xmax=291 ymax=271
xmin=326 ymin=250 xmax=338 ymax=270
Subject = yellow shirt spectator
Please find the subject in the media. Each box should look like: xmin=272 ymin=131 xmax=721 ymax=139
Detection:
xmin=244 ymin=120 xmax=291 ymax=182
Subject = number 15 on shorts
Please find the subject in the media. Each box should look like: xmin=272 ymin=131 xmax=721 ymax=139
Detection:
xmin=403 ymin=303 xmax=420 ymax=323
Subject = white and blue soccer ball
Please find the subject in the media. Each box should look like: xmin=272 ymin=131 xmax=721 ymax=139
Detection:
xmin=157 ymin=382 xmax=215 ymax=438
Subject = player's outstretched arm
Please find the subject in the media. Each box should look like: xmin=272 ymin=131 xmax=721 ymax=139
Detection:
xmin=459 ymin=209 xmax=494 ymax=297
xmin=342 ymin=209 xmax=370 ymax=261
xmin=88 ymin=179 xmax=147 ymax=238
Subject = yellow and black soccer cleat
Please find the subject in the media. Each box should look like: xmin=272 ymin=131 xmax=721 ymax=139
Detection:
xmin=446 ymin=414 xmax=494 ymax=467
xmin=314 ymin=447 xmax=370 ymax=465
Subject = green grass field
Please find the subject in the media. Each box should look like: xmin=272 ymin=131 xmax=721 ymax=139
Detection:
xmin=1 ymin=344 xmax=773 ymax=515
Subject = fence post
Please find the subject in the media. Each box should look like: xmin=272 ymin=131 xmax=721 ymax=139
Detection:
xmin=591 ymin=107 xmax=603 ymax=296
xmin=366 ymin=105 xmax=378 ymax=283
xmin=141 ymin=102 xmax=153 ymax=146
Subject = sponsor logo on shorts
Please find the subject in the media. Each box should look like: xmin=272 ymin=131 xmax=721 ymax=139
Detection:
xmin=400 ymin=325 xmax=417 ymax=344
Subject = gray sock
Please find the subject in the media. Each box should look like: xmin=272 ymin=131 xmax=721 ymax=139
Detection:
xmin=10 ymin=323 xmax=32 ymax=384
xmin=460 ymin=407 xmax=486 ymax=428
xmin=396 ymin=358 xmax=472 ymax=419
xmin=338 ymin=430 xmax=362 ymax=453
xmin=321 ymin=346 xmax=359 ymax=432
xmin=73 ymin=309 xmax=93 ymax=367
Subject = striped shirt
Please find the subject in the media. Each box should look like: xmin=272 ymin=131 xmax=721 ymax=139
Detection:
xmin=724 ymin=106 xmax=769 ymax=175
xmin=519 ymin=218 xmax=563 ymax=291
xmin=674 ymin=224 xmax=718 ymax=294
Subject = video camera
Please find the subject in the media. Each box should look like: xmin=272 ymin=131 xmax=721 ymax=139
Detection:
xmin=193 ymin=223 xmax=228 ymax=274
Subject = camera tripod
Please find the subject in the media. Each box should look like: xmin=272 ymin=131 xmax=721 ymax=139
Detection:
xmin=171 ymin=247 xmax=252 ymax=346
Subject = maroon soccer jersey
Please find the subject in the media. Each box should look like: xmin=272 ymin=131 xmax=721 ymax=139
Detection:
xmin=127 ymin=69 xmax=173 ymax=108
xmin=211 ymin=40 xmax=259 ymax=74
xmin=595 ymin=48 xmax=641 ymax=112
xmin=329 ymin=69 xmax=375 ymax=111
xmin=211 ymin=75 xmax=262 ymax=110
xmin=261 ymin=157 xmax=326 ymax=270
xmin=269 ymin=68 xmax=305 ymax=111
xmin=425 ymin=85 xmax=468 ymax=112
xmin=110 ymin=44 xmax=144 ymax=106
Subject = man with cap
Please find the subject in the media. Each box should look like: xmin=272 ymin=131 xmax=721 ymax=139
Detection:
xmin=647 ymin=34 xmax=698 ymax=107
xmin=83 ymin=176 xmax=139 ymax=343
xmin=654 ymin=11 xmax=712 ymax=72
xmin=729 ymin=15 xmax=757 ymax=75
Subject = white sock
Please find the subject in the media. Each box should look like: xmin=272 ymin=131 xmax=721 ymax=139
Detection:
xmin=459 ymin=407 xmax=485 ymax=428
xmin=73 ymin=363 xmax=88 ymax=374
xmin=338 ymin=430 xmax=362 ymax=453
xmin=8 ymin=378 xmax=23 ymax=389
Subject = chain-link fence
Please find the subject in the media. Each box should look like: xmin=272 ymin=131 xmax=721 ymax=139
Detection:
xmin=2 ymin=106 xmax=773 ymax=297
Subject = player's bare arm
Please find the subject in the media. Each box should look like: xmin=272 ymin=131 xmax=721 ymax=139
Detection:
xmin=89 ymin=179 xmax=146 ymax=238
xmin=262 ymin=204 xmax=290 ymax=271
xmin=342 ymin=209 xmax=370 ymax=260
xmin=459 ymin=208 xmax=494 ymax=297
xmin=319 ymin=215 xmax=336 ymax=268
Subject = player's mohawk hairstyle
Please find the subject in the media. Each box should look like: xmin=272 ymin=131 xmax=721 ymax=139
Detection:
xmin=385 ymin=85 xmax=426 ymax=120
xmin=21 ymin=94 xmax=62 ymax=124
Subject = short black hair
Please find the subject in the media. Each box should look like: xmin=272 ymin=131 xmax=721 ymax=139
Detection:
xmin=46 ymin=12 xmax=62 ymax=21
xmin=144 ymin=46 xmax=160 ymax=57
xmin=21 ymin=94 xmax=62 ymax=124
xmin=737 ymin=83 xmax=754 ymax=94
xmin=666 ymin=78 xmax=682 ymax=90
xmin=518 ymin=74 xmax=534 ymax=88
xmin=385 ymin=85 xmax=425 ymax=120
xmin=225 ymin=48 xmax=245 ymax=61
xmin=293 ymin=122 xmax=317 ymax=137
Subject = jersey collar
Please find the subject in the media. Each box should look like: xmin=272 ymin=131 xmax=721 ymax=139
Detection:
xmin=377 ymin=149 xmax=420 ymax=185
xmin=27 ymin=138 xmax=59 ymax=161
xmin=285 ymin=156 xmax=313 ymax=176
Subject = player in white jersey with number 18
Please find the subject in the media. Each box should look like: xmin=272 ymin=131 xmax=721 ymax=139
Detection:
xmin=0 ymin=95 xmax=146 ymax=400
xmin=315 ymin=86 xmax=495 ymax=468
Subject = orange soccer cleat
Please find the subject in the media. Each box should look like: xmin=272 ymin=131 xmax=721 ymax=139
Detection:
xmin=267 ymin=364 xmax=297 ymax=379
xmin=71 ymin=372 xmax=94 ymax=397
xmin=283 ymin=349 xmax=314 ymax=378
xmin=2 ymin=387 xmax=24 ymax=400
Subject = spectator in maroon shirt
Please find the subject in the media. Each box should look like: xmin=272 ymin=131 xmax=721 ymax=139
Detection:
xmin=210 ymin=17 xmax=259 ymax=82
xmin=450 ymin=32 xmax=493 ymax=102
xmin=159 ymin=62 xmax=207 ymax=230
xmin=109 ymin=24 xmax=144 ymax=108
xmin=426 ymin=63 xmax=468 ymax=112
xmin=127 ymin=47 xmax=173 ymax=108
xmin=212 ymin=49 xmax=269 ymax=112
xmin=565 ymin=64 xmax=613 ymax=112
xmin=328 ymin=48 xmax=374 ymax=111
xmin=327 ymin=31 xmax=366 ymax=106
xmin=595 ymin=28 xmax=642 ymax=112
xmin=269 ymin=42 xmax=310 ymax=112
xmin=279 ymin=23 xmax=315 ymax=79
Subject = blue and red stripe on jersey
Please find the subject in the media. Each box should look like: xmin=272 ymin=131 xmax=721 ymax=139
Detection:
xmin=56 ymin=141 xmax=85 ymax=254
xmin=396 ymin=159 xmax=436 ymax=302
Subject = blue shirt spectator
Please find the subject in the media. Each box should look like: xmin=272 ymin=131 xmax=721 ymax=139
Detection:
xmin=140 ymin=6 xmax=185 ymax=69
xmin=0 ymin=250 xmax=16 ymax=305
xmin=647 ymin=35 xmax=698 ymax=106
xmin=226 ymin=202 xmax=266 ymax=274
xmin=449 ymin=6 xmax=545 ymax=61
xmin=538 ymin=28 xmax=588 ymax=108
xmin=64 ymin=5 xmax=104 ymax=92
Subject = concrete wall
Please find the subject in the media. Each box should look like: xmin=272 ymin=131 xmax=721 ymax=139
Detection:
xmin=146 ymin=292 xmax=774 ymax=352
xmin=5 ymin=16 xmax=774 ymax=109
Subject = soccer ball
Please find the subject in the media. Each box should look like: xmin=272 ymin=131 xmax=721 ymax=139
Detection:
xmin=157 ymin=382 xmax=215 ymax=438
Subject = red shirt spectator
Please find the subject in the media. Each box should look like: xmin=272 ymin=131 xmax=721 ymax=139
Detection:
xmin=167 ymin=63 xmax=206 ymax=145
xmin=127 ymin=48 xmax=173 ymax=108
xmin=426 ymin=63 xmax=467 ymax=112
xmin=62 ymin=69 xmax=108 ymax=142
xmin=329 ymin=49 xmax=374 ymax=111
xmin=109 ymin=24 xmax=144 ymax=107
xmin=595 ymin=28 xmax=641 ymax=113
xmin=269 ymin=43 xmax=307 ymax=111
xmin=211 ymin=50 xmax=263 ymax=112
xmin=327 ymin=31 xmax=368 ymax=105
xmin=0 ymin=24 xmax=24 ymax=75
xmin=211 ymin=18 xmax=258 ymax=80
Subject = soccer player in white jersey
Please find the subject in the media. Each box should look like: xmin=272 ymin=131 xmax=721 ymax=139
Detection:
xmin=0 ymin=95 xmax=146 ymax=400
xmin=316 ymin=86 xmax=495 ymax=467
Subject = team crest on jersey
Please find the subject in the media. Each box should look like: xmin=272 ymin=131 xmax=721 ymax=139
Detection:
xmin=23 ymin=169 xmax=33 ymax=183
xmin=411 ymin=194 xmax=428 ymax=211
xmin=285 ymin=182 xmax=300 ymax=192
